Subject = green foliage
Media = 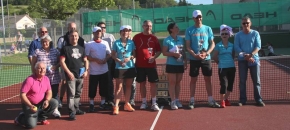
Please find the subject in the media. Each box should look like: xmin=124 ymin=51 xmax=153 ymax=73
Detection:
xmin=138 ymin=0 xmax=177 ymax=8
xmin=113 ymin=0 xmax=141 ymax=9
xmin=28 ymin=0 xmax=80 ymax=20
xmin=79 ymin=0 xmax=115 ymax=10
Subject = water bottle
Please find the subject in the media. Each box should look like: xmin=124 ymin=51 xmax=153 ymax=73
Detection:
xmin=47 ymin=65 xmax=52 ymax=74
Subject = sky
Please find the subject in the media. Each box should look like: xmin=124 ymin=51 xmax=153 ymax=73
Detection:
xmin=175 ymin=0 xmax=213 ymax=5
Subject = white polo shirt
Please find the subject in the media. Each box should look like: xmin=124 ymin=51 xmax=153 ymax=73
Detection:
xmin=85 ymin=40 xmax=111 ymax=75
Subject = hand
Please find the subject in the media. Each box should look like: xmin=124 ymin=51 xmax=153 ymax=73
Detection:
xmin=184 ymin=64 xmax=188 ymax=70
xmin=244 ymin=54 xmax=252 ymax=60
xmin=43 ymin=100 xmax=49 ymax=109
xmin=148 ymin=57 xmax=155 ymax=63
xmin=174 ymin=53 xmax=182 ymax=59
xmin=30 ymin=105 xmax=37 ymax=113
xmin=95 ymin=58 xmax=103 ymax=64
xmin=82 ymin=71 xmax=88 ymax=78
xmin=123 ymin=57 xmax=130 ymax=63
xmin=247 ymin=57 xmax=255 ymax=63
xmin=68 ymin=72 xmax=75 ymax=80
xmin=193 ymin=54 xmax=204 ymax=60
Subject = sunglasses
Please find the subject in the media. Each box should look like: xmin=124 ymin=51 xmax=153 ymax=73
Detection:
xmin=41 ymin=31 xmax=48 ymax=33
xmin=100 ymin=27 xmax=106 ymax=29
xmin=221 ymin=33 xmax=228 ymax=36
xmin=195 ymin=16 xmax=202 ymax=19
xmin=242 ymin=22 xmax=250 ymax=25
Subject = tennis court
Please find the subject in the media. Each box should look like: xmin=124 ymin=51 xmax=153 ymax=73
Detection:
xmin=0 ymin=56 xmax=289 ymax=130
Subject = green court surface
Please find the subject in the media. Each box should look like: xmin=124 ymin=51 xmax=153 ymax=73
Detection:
xmin=0 ymin=66 xmax=31 ymax=88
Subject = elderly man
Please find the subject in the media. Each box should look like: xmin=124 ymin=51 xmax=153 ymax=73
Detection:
xmin=57 ymin=22 xmax=85 ymax=108
xmin=14 ymin=62 xmax=58 ymax=129
xmin=28 ymin=27 xmax=52 ymax=65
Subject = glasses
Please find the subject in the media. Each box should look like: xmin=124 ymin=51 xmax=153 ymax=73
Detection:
xmin=242 ymin=22 xmax=250 ymax=25
xmin=41 ymin=31 xmax=48 ymax=33
xmin=221 ymin=33 xmax=228 ymax=35
xmin=101 ymin=27 xmax=106 ymax=29
xmin=143 ymin=25 xmax=152 ymax=28
xmin=195 ymin=16 xmax=202 ymax=19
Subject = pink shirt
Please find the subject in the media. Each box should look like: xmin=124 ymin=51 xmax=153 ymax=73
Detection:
xmin=21 ymin=75 xmax=51 ymax=104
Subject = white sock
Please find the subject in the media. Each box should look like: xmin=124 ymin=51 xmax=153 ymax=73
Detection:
xmin=101 ymin=100 xmax=105 ymax=104
xmin=152 ymin=98 xmax=156 ymax=104
xmin=208 ymin=96 xmax=214 ymax=102
xmin=142 ymin=98 xmax=146 ymax=103
xmin=89 ymin=100 xmax=94 ymax=105
xmin=190 ymin=97 xmax=194 ymax=102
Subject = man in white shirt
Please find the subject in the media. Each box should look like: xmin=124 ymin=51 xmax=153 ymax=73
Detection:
xmin=85 ymin=26 xmax=111 ymax=112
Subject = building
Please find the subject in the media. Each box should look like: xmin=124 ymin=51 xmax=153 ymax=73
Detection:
xmin=0 ymin=14 xmax=36 ymax=31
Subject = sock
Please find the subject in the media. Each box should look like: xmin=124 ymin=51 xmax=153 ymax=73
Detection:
xmin=89 ymin=100 xmax=94 ymax=105
xmin=101 ymin=100 xmax=105 ymax=104
xmin=142 ymin=98 xmax=146 ymax=103
xmin=190 ymin=97 xmax=194 ymax=102
xmin=152 ymin=98 xmax=156 ymax=104
xmin=208 ymin=96 xmax=214 ymax=102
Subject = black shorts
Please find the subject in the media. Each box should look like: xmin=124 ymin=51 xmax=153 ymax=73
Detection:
xmin=189 ymin=60 xmax=212 ymax=77
xmin=136 ymin=67 xmax=159 ymax=83
xmin=114 ymin=68 xmax=136 ymax=79
xmin=166 ymin=65 xmax=184 ymax=73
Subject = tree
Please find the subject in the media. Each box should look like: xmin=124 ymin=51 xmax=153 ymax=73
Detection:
xmin=28 ymin=0 xmax=80 ymax=20
xmin=138 ymin=0 xmax=177 ymax=8
xmin=178 ymin=0 xmax=193 ymax=6
xmin=78 ymin=0 xmax=115 ymax=10
xmin=113 ymin=0 xmax=141 ymax=10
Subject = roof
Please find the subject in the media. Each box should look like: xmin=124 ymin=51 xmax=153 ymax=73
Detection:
xmin=0 ymin=14 xmax=36 ymax=25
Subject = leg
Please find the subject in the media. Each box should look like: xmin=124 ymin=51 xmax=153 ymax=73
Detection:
xmin=189 ymin=60 xmax=200 ymax=98
xmin=225 ymin=67 xmax=236 ymax=99
xmin=218 ymin=68 xmax=227 ymax=101
xmin=88 ymin=75 xmax=98 ymax=104
xmin=168 ymin=73 xmax=177 ymax=101
xmin=238 ymin=61 xmax=248 ymax=104
xmin=140 ymin=82 xmax=147 ymax=99
xmin=125 ymin=78 xmax=134 ymax=103
xmin=249 ymin=65 xmax=263 ymax=103
xmin=17 ymin=104 xmax=38 ymax=129
xmin=201 ymin=60 xmax=213 ymax=97
xmin=59 ymin=70 xmax=67 ymax=103
xmin=130 ymin=78 xmax=136 ymax=102
xmin=114 ymin=78 xmax=123 ymax=107
xmin=39 ymin=99 xmax=58 ymax=120
xmin=175 ymin=73 xmax=183 ymax=100
xmin=106 ymin=59 xmax=115 ymax=103
xmin=74 ymin=78 xmax=84 ymax=111
xmin=66 ymin=78 xmax=77 ymax=115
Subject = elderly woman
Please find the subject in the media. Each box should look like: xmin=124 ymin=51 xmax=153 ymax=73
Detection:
xmin=162 ymin=22 xmax=187 ymax=110
xmin=31 ymin=35 xmax=61 ymax=116
xmin=213 ymin=24 xmax=236 ymax=108
xmin=111 ymin=25 xmax=136 ymax=115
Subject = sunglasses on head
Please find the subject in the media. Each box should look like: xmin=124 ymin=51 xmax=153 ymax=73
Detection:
xmin=221 ymin=33 xmax=228 ymax=36
xmin=242 ymin=22 xmax=250 ymax=25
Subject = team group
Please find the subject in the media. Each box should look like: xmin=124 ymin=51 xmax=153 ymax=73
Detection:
xmin=13 ymin=10 xmax=264 ymax=128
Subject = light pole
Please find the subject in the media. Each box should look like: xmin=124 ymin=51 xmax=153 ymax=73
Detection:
xmin=1 ymin=0 xmax=7 ymax=56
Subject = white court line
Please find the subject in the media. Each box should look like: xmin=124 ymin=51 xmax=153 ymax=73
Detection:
xmin=0 ymin=95 xmax=19 ymax=102
xmin=150 ymin=106 xmax=164 ymax=130
xmin=266 ymin=59 xmax=290 ymax=69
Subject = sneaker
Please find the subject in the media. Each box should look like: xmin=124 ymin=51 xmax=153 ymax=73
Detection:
xmin=188 ymin=101 xmax=194 ymax=109
xmin=151 ymin=103 xmax=160 ymax=111
xmin=40 ymin=120 xmax=50 ymax=125
xmin=256 ymin=102 xmax=265 ymax=107
xmin=76 ymin=109 xmax=86 ymax=115
xmin=208 ymin=100 xmax=220 ymax=108
xmin=171 ymin=101 xmax=178 ymax=110
xmin=175 ymin=100 xmax=183 ymax=108
xmin=106 ymin=101 xmax=115 ymax=110
xmin=220 ymin=100 xmax=226 ymax=108
xmin=58 ymin=103 xmax=63 ymax=109
xmin=89 ymin=104 xmax=95 ymax=112
xmin=69 ymin=113 xmax=76 ymax=121
xmin=124 ymin=103 xmax=135 ymax=112
xmin=225 ymin=99 xmax=231 ymax=106
xmin=52 ymin=109 xmax=61 ymax=118
xmin=140 ymin=102 xmax=148 ymax=109
xmin=113 ymin=106 xmax=119 ymax=115
xmin=129 ymin=100 xmax=135 ymax=106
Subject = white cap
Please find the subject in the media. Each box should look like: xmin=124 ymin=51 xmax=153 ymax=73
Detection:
xmin=126 ymin=25 xmax=132 ymax=30
xmin=92 ymin=26 xmax=101 ymax=32
xmin=220 ymin=24 xmax=228 ymax=31
xmin=220 ymin=24 xmax=234 ymax=36
xmin=192 ymin=10 xmax=202 ymax=18
xmin=120 ymin=25 xmax=131 ymax=31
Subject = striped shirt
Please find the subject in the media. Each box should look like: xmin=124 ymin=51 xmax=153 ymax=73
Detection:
xmin=33 ymin=48 xmax=61 ymax=85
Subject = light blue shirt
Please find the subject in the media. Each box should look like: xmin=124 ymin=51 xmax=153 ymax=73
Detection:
xmin=112 ymin=39 xmax=135 ymax=69
xmin=185 ymin=25 xmax=214 ymax=60
xmin=214 ymin=42 xmax=235 ymax=68
xmin=234 ymin=29 xmax=261 ymax=60
xmin=163 ymin=35 xmax=184 ymax=65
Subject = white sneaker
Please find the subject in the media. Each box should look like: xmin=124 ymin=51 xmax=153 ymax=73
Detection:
xmin=175 ymin=100 xmax=183 ymax=108
xmin=151 ymin=103 xmax=160 ymax=111
xmin=140 ymin=102 xmax=147 ymax=109
xmin=171 ymin=101 xmax=178 ymax=110
xmin=52 ymin=108 xmax=61 ymax=118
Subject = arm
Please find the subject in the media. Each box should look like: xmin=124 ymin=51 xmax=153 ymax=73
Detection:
xmin=111 ymin=50 xmax=122 ymax=64
xmin=31 ymin=56 xmax=37 ymax=74
xmin=82 ymin=57 xmax=89 ymax=78
xmin=207 ymin=39 xmax=215 ymax=56
xmin=60 ymin=57 xmax=74 ymax=80
xmin=234 ymin=34 xmax=243 ymax=54
xmin=212 ymin=50 xmax=219 ymax=64
xmin=251 ymin=32 xmax=261 ymax=55
xmin=28 ymin=41 xmax=35 ymax=64
xmin=20 ymin=92 xmax=35 ymax=111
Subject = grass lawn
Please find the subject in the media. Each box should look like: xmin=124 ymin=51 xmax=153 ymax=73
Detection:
xmin=1 ymin=52 xmax=29 ymax=64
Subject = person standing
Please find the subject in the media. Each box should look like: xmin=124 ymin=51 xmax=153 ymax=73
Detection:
xmin=97 ymin=22 xmax=116 ymax=108
xmin=60 ymin=30 xmax=88 ymax=120
xmin=133 ymin=20 xmax=161 ymax=111
xmin=234 ymin=16 xmax=265 ymax=107
xmin=14 ymin=62 xmax=58 ymax=129
xmin=15 ymin=31 xmax=23 ymax=52
xmin=57 ymin=22 xmax=85 ymax=108
xmin=162 ymin=23 xmax=187 ymax=110
xmin=213 ymin=24 xmax=236 ymax=108
xmin=185 ymin=10 xmax=220 ymax=109
xmin=111 ymin=25 xmax=136 ymax=115
xmin=85 ymin=27 xmax=111 ymax=112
